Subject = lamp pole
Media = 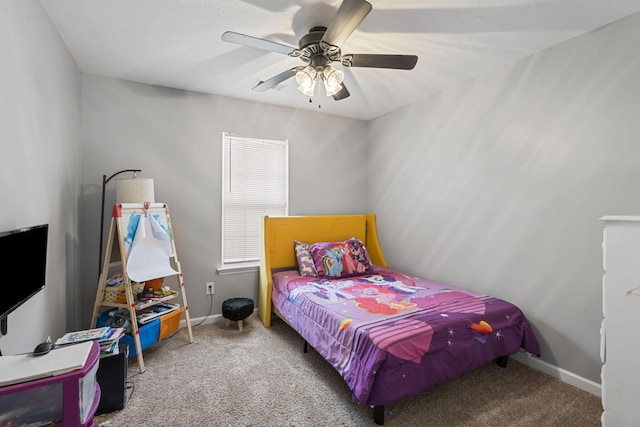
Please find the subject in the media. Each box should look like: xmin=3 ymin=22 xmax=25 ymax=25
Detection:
xmin=99 ymin=169 xmax=141 ymax=277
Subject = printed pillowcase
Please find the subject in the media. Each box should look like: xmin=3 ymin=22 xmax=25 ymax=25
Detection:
xmin=310 ymin=238 xmax=374 ymax=278
xmin=294 ymin=240 xmax=318 ymax=277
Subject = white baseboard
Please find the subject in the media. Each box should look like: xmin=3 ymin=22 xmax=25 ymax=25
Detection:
xmin=180 ymin=308 xmax=259 ymax=329
xmin=180 ymin=313 xmax=222 ymax=328
xmin=512 ymin=352 xmax=601 ymax=397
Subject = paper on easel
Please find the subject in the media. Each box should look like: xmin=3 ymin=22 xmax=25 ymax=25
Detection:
xmin=0 ymin=341 xmax=93 ymax=387
xmin=126 ymin=214 xmax=178 ymax=282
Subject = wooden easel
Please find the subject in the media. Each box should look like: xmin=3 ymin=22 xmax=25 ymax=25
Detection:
xmin=91 ymin=202 xmax=194 ymax=373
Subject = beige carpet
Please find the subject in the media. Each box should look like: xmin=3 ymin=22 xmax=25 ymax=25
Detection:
xmin=95 ymin=316 xmax=602 ymax=426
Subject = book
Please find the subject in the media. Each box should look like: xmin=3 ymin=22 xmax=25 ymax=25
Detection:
xmin=98 ymin=328 xmax=125 ymax=352
xmin=55 ymin=327 xmax=112 ymax=346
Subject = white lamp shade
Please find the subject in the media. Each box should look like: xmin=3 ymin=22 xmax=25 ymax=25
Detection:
xmin=296 ymin=65 xmax=317 ymax=97
xmin=115 ymin=178 xmax=155 ymax=203
xmin=323 ymin=65 xmax=344 ymax=97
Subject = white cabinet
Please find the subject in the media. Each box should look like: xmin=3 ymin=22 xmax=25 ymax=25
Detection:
xmin=601 ymin=216 xmax=640 ymax=427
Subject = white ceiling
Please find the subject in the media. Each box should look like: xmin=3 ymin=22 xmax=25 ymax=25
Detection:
xmin=40 ymin=0 xmax=640 ymax=121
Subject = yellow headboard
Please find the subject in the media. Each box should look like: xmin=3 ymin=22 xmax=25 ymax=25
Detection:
xmin=258 ymin=213 xmax=388 ymax=328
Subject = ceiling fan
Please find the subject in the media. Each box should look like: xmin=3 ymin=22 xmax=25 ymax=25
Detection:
xmin=221 ymin=0 xmax=418 ymax=101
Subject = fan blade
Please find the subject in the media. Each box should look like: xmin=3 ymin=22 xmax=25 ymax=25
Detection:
xmin=222 ymin=31 xmax=301 ymax=57
xmin=252 ymin=67 xmax=302 ymax=92
xmin=320 ymin=0 xmax=372 ymax=49
xmin=332 ymin=84 xmax=350 ymax=101
xmin=341 ymin=54 xmax=418 ymax=70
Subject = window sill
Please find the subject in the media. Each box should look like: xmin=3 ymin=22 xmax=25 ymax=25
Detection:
xmin=217 ymin=263 xmax=259 ymax=276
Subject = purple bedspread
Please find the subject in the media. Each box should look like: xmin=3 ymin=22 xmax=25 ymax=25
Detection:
xmin=272 ymin=267 xmax=540 ymax=406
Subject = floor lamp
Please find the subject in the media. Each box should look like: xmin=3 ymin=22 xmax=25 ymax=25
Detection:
xmin=98 ymin=169 xmax=144 ymax=277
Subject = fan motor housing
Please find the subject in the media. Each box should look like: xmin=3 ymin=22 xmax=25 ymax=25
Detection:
xmin=299 ymin=26 xmax=339 ymax=65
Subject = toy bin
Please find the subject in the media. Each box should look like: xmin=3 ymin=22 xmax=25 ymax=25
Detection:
xmin=103 ymin=281 xmax=145 ymax=303
xmin=159 ymin=307 xmax=183 ymax=340
xmin=119 ymin=319 xmax=160 ymax=357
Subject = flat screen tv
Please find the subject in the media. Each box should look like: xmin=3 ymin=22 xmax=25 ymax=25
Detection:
xmin=0 ymin=224 xmax=48 ymax=335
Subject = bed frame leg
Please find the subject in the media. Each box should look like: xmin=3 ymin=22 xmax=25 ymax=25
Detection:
xmin=496 ymin=355 xmax=509 ymax=368
xmin=303 ymin=340 xmax=308 ymax=353
xmin=373 ymin=405 xmax=384 ymax=425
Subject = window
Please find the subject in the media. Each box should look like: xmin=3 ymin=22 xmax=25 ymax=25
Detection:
xmin=220 ymin=133 xmax=288 ymax=272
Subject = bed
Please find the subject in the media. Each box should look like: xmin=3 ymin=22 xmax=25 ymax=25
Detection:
xmin=258 ymin=214 xmax=540 ymax=425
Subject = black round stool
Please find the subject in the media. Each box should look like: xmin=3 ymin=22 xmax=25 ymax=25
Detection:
xmin=222 ymin=298 xmax=254 ymax=331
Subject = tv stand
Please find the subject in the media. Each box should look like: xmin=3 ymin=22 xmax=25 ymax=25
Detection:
xmin=0 ymin=341 xmax=101 ymax=426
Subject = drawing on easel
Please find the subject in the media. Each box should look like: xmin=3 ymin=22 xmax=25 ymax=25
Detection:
xmin=122 ymin=210 xmax=178 ymax=282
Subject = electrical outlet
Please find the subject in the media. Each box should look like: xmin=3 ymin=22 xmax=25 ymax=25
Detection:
xmin=206 ymin=282 xmax=215 ymax=295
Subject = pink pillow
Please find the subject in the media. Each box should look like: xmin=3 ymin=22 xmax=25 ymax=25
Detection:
xmin=311 ymin=238 xmax=373 ymax=278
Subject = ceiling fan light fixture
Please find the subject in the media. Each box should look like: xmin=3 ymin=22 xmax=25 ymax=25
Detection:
xmin=223 ymin=0 xmax=419 ymax=102
xmin=322 ymin=65 xmax=344 ymax=97
xmin=296 ymin=65 xmax=317 ymax=97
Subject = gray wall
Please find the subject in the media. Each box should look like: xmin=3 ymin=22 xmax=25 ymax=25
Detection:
xmin=367 ymin=12 xmax=640 ymax=384
xmin=5 ymin=0 xmax=638 ymax=388
xmin=0 ymin=1 xmax=81 ymax=354
xmin=79 ymin=74 xmax=368 ymax=327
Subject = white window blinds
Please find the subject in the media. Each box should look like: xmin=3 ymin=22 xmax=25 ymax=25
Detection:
xmin=222 ymin=133 xmax=288 ymax=265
